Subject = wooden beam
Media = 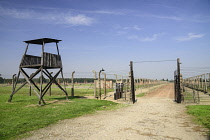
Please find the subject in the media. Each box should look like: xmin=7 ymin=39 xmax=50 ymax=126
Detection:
xmin=19 ymin=68 xmax=45 ymax=104
xmin=56 ymin=42 xmax=60 ymax=56
xmin=40 ymin=69 xmax=61 ymax=99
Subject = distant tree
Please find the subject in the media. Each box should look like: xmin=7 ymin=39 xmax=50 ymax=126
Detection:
xmin=4 ymin=79 xmax=12 ymax=84
xmin=38 ymin=76 xmax=47 ymax=83
xmin=169 ymin=79 xmax=174 ymax=82
xmin=0 ymin=78 xmax=4 ymax=83
xmin=18 ymin=78 xmax=26 ymax=84
xmin=0 ymin=74 xmax=4 ymax=83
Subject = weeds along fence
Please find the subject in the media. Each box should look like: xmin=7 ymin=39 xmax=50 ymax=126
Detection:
xmin=182 ymin=73 xmax=210 ymax=104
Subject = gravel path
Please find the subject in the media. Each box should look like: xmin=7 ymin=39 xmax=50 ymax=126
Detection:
xmin=23 ymin=84 xmax=209 ymax=140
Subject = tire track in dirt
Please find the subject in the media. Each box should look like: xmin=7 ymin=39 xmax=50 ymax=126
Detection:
xmin=23 ymin=84 xmax=209 ymax=140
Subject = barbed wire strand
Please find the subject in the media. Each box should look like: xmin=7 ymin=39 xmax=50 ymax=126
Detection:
xmin=133 ymin=60 xmax=176 ymax=63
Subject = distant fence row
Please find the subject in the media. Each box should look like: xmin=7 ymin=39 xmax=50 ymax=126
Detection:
xmin=181 ymin=73 xmax=210 ymax=104
xmin=1 ymin=59 xmax=171 ymax=104
xmin=0 ymin=70 xmax=166 ymax=103
xmin=183 ymin=73 xmax=210 ymax=93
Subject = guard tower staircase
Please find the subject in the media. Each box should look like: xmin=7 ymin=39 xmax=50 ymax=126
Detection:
xmin=8 ymin=38 xmax=69 ymax=105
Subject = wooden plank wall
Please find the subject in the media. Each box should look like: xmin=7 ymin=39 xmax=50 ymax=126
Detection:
xmin=20 ymin=55 xmax=41 ymax=66
xmin=43 ymin=52 xmax=62 ymax=68
xmin=20 ymin=53 xmax=62 ymax=68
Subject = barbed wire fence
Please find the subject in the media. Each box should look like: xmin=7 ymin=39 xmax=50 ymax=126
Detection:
xmin=0 ymin=70 xmax=132 ymax=100
xmin=181 ymin=66 xmax=210 ymax=104
xmin=4 ymin=58 xmax=208 ymax=104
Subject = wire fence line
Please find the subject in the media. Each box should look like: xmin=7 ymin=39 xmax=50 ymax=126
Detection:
xmin=181 ymin=68 xmax=210 ymax=78
xmin=181 ymin=72 xmax=210 ymax=104
xmin=1 ymin=67 xmax=166 ymax=103
xmin=0 ymin=69 xmax=131 ymax=100
xmin=181 ymin=67 xmax=210 ymax=80
xmin=1 ymin=59 xmax=179 ymax=103
xmin=183 ymin=73 xmax=210 ymax=93
xmin=133 ymin=60 xmax=177 ymax=63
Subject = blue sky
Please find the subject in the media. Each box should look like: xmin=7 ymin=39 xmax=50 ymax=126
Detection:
xmin=0 ymin=0 xmax=210 ymax=80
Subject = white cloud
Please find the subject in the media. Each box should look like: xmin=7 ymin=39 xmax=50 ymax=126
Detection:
xmin=85 ymin=9 xmax=129 ymax=16
xmin=116 ymin=31 xmax=127 ymax=36
xmin=128 ymin=33 xmax=164 ymax=42
xmin=114 ymin=25 xmax=142 ymax=36
xmin=63 ymin=14 xmax=94 ymax=26
xmin=92 ymin=10 xmax=124 ymax=15
xmin=151 ymin=15 xmax=182 ymax=21
xmin=91 ymin=9 xmax=208 ymax=23
xmin=175 ymin=33 xmax=205 ymax=41
xmin=113 ymin=25 xmax=142 ymax=36
xmin=0 ymin=6 xmax=32 ymax=19
xmin=0 ymin=6 xmax=95 ymax=26
xmin=133 ymin=25 xmax=142 ymax=31
xmin=122 ymin=25 xmax=142 ymax=31
xmin=133 ymin=13 xmax=183 ymax=21
xmin=148 ymin=3 xmax=177 ymax=9
xmin=141 ymin=34 xmax=159 ymax=41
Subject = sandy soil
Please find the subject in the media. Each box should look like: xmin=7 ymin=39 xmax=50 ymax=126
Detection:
xmin=22 ymin=84 xmax=209 ymax=140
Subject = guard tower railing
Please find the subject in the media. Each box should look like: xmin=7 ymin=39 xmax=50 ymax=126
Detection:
xmin=20 ymin=52 xmax=62 ymax=69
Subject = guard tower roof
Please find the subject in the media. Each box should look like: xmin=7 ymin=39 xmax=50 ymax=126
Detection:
xmin=24 ymin=38 xmax=62 ymax=45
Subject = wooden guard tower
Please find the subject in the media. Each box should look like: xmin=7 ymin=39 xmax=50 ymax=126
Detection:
xmin=8 ymin=38 xmax=69 ymax=105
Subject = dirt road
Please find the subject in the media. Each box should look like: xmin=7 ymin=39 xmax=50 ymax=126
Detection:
xmin=24 ymin=84 xmax=209 ymax=140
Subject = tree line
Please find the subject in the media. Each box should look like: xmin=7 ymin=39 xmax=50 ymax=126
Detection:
xmin=0 ymin=76 xmax=100 ymax=84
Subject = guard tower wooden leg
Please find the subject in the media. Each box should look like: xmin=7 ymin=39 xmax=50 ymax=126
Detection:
xmin=60 ymin=69 xmax=69 ymax=100
xmin=39 ymin=69 xmax=43 ymax=105
xmin=19 ymin=68 xmax=46 ymax=105
xmin=43 ymin=69 xmax=69 ymax=100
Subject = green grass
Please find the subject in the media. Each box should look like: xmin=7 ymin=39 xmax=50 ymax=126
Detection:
xmin=186 ymin=105 xmax=210 ymax=132
xmin=183 ymin=92 xmax=194 ymax=100
xmin=135 ymin=84 xmax=164 ymax=90
xmin=135 ymin=84 xmax=156 ymax=89
xmin=0 ymin=84 xmax=114 ymax=97
xmin=0 ymin=93 xmax=122 ymax=140
xmin=0 ymin=85 xmax=29 ymax=95
xmin=136 ymin=93 xmax=146 ymax=97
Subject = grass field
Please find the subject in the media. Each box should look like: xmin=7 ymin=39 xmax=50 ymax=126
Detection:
xmin=187 ymin=105 xmax=210 ymax=133
xmin=0 ymin=84 xmax=114 ymax=97
xmin=0 ymin=85 xmax=121 ymax=140
xmin=183 ymin=92 xmax=195 ymax=102
xmin=136 ymin=92 xmax=146 ymax=97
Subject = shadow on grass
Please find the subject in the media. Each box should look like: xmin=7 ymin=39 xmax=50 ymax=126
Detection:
xmin=8 ymin=96 xmax=91 ymax=106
